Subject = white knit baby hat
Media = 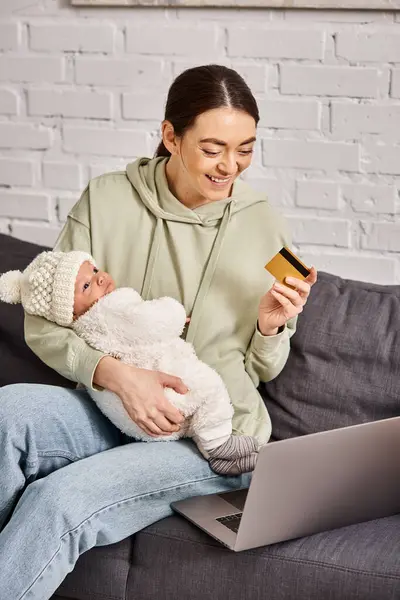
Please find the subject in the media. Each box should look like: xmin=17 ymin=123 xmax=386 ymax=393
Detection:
xmin=0 ymin=250 xmax=96 ymax=326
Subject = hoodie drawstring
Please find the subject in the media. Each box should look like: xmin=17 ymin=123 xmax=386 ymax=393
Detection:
xmin=140 ymin=200 xmax=233 ymax=347
xmin=185 ymin=201 xmax=233 ymax=345
xmin=141 ymin=217 xmax=162 ymax=300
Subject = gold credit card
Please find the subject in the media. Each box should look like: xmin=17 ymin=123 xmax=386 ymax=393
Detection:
xmin=264 ymin=247 xmax=310 ymax=288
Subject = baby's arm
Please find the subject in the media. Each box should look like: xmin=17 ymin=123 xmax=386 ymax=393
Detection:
xmin=73 ymin=288 xmax=187 ymax=354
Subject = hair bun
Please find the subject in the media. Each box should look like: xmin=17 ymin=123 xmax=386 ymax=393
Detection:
xmin=0 ymin=270 xmax=23 ymax=304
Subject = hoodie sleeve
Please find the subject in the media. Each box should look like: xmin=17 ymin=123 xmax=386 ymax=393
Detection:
xmin=244 ymin=315 xmax=297 ymax=385
xmin=24 ymin=189 xmax=106 ymax=388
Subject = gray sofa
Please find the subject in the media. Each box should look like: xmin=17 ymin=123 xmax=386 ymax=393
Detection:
xmin=1 ymin=232 xmax=399 ymax=600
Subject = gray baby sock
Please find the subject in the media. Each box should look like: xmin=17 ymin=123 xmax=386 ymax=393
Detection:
xmin=208 ymin=435 xmax=259 ymax=476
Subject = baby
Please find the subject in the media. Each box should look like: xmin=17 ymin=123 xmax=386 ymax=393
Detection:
xmin=0 ymin=250 xmax=259 ymax=475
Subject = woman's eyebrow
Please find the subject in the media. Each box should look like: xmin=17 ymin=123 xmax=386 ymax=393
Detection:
xmin=199 ymin=136 xmax=256 ymax=146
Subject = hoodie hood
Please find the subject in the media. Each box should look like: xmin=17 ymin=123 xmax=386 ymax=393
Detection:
xmin=126 ymin=156 xmax=267 ymax=226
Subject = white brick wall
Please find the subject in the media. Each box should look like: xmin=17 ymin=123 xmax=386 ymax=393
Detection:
xmin=1 ymin=5 xmax=400 ymax=284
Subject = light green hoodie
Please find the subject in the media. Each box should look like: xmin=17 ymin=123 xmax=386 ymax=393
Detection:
xmin=25 ymin=157 xmax=296 ymax=443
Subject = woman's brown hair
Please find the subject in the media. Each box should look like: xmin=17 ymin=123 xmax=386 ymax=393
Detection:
xmin=155 ymin=64 xmax=259 ymax=157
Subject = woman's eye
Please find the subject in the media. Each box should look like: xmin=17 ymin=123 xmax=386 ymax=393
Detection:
xmin=83 ymin=282 xmax=90 ymax=291
xmin=239 ymin=149 xmax=254 ymax=156
xmin=203 ymin=150 xmax=220 ymax=156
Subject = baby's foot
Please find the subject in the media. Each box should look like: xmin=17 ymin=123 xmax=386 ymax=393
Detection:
xmin=209 ymin=452 xmax=258 ymax=476
xmin=207 ymin=434 xmax=259 ymax=460
xmin=207 ymin=435 xmax=259 ymax=475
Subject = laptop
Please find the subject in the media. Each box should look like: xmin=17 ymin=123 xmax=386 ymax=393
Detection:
xmin=172 ymin=416 xmax=400 ymax=552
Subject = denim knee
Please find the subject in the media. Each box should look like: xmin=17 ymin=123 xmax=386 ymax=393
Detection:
xmin=0 ymin=383 xmax=27 ymax=423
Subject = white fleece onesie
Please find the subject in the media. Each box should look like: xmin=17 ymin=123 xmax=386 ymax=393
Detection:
xmin=72 ymin=288 xmax=236 ymax=457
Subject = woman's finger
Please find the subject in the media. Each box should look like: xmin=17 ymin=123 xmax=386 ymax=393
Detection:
xmin=306 ymin=266 xmax=318 ymax=285
xmin=270 ymin=289 xmax=301 ymax=315
xmin=141 ymin=418 xmax=171 ymax=437
xmin=152 ymin=413 xmax=180 ymax=434
xmin=162 ymin=403 xmax=185 ymax=425
xmin=273 ymin=282 xmax=303 ymax=307
xmin=160 ymin=372 xmax=188 ymax=395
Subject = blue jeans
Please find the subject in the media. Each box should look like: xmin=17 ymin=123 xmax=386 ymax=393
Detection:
xmin=0 ymin=384 xmax=249 ymax=600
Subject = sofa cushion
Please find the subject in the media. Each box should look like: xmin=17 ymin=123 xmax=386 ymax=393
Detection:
xmin=55 ymin=538 xmax=132 ymax=600
xmin=261 ymin=271 xmax=400 ymax=441
xmin=126 ymin=514 xmax=400 ymax=600
xmin=0 ymin=234 xmax=74 ymax=389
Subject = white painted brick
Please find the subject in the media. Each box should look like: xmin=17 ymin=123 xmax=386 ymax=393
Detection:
xmin=43 ymin=162 xmax=82 ymax=191
xmin=28 ymin=89 xmax=112 ymax=119
xmin=0 ymin=89 xmax=18 ymax=115
xmin=122 ymin=92 xmax=166 ymax=121
xmin=243 ymin=177 xmax=283 ymax=207
xmin=258 ymin=98 xmax=321 ymax=130
xmin=332 ymin=102 xmax=400 ymax=137
xmin=363 ymin=142 xmax=400 ymax=175
xmin=337 ymin=32 xmax=400 ymax=63
xmin=0 ymin=159 xmax=35 ymax=186
xmin=391 ymin=69 xmax=400 ymax=98
xmin=0 ymin=22 xmax=20 ymax=50
xmin=11 ymin=224 xmax=61 ymax=248
xmin=0 ymin=123 xmax=52 ymax=150
xmin=63 ymin=126 xmax=148 ymax=157
xmin=0 ymin=56 xmax=64 ymax=83
xmin=341 ymin=183 xmax=396 ymax=214
xmin=231 ymin=63 xmax=268 ymax=95
xmin=29 ymin=23 xmax=115 ymax=53
xmin=57 ymin=196 xmax=79 ymax=222
xmin=361 ymin=222 xmax=400 ymax=252
xmin=300 ymin=252 xmax=396 ymax=285
xmin=286 ymin=215 xmax=351 ymax=247
xmin=228 ymin=28 xmax=324 ymax=60
xmin=75 ymin=57 xmax=163 ymax=87
xmin=296 ymin=180 xmax=340 ymax=210
xmin=0 ymin=192 xmax=50 ymax=220
xmin=89 ymin=162 xmax=127 ymax=179
xmin=262 ymin=139 xmax=360 ymax=172
xmin=280 ymin=65 xmax=379 ymax=99
xmin=126 ymin=25 xmax=219 ymax=58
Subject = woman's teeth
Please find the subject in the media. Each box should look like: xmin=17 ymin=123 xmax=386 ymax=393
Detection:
xmin=207 ymin=175 xmax=230 ymax=184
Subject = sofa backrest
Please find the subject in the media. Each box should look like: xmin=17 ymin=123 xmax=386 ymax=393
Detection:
xmin=261 ymin=271 xmax=400 ymax=440
xmin=0 ymin=233 xmax=74 ymax=389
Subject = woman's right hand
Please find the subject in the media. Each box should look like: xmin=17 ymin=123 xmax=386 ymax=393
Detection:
xmin=93 ymin=357 xmax=186 ymax=437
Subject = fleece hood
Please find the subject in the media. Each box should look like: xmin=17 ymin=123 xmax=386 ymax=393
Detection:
xmin=126 ymin=156 xmax=267 ymax=226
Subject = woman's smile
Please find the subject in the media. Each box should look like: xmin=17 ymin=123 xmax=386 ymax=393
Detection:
xmin=205 ymin=173 xmax=233 ymax=187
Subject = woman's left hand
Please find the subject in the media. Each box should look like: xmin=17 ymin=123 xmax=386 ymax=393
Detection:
xmin=258 ymin=266 xmax=318 ymax=336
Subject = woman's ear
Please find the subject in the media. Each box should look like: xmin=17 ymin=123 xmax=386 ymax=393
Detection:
xmin=161 ymin=120 xmax=179 ymax=156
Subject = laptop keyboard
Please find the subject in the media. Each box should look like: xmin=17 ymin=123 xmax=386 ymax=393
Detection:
xmin=216 ymin=512 xmax=243 ymax=533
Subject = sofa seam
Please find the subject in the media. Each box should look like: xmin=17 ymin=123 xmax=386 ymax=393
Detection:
xmin=139 ymin=531 xmax=400 ymax=581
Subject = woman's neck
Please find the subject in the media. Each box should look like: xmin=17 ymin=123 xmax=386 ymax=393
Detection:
xmin=165 ymin=156 xmax=214 ymax=210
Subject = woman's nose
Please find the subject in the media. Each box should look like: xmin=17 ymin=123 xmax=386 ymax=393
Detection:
xmin=218 ymin=154 xmax=236 ymax=175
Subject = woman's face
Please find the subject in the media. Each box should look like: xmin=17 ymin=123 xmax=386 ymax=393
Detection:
xmin=164 ymin=107 xmax=257 ymax=207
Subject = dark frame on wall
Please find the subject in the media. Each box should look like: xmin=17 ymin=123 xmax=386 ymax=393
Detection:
xmin=71 ymin=0 xmax=400 ymax=7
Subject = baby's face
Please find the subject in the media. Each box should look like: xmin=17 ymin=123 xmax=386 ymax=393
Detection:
xmin=73 ymin=261 xmax=116 ymax=319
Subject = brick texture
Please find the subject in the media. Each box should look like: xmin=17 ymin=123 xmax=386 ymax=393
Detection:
xmin=1 ymin=9 xmax=400 ymax=283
